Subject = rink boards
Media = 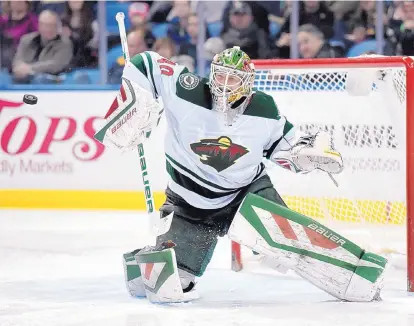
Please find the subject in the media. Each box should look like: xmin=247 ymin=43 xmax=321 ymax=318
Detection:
xmin=0 ymin=90 xmax=406 ymax=225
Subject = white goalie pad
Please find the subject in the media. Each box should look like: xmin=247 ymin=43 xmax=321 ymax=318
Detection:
xmin=134 ymin=246 xmax=199 ymax=304
xmin=94 ymin=77 xmax=163 ymax=152
xmin=228 ymin=194 xmax=388 ymax=302
xmin=271 ymin=131 xmax=343 ymax=175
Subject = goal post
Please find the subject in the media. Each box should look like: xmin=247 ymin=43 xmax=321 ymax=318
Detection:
xmin=231 ymin=56 xmax=414 ymax=293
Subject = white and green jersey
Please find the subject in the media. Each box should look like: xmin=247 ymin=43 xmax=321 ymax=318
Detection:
xmin=122 ymin=51 xmax=295 ymax=209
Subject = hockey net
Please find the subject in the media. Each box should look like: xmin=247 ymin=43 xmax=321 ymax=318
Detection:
xmin=231 ymin=56 xmax=414 ymax=291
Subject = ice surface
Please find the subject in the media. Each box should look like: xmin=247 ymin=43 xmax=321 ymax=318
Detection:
xmin=0 ymin=210 xmax=413 ymax=326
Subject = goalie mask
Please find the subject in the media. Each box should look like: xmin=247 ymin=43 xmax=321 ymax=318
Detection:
xmin=209 ymin=46 xmax=255 ymax=126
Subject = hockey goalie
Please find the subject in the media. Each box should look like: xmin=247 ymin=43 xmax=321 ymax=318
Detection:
xmin=95 ymin=47 xmax=387 ymax=304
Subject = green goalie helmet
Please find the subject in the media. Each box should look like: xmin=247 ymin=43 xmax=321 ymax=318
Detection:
xmin=209 ymin=46 xmax=255 ymax=116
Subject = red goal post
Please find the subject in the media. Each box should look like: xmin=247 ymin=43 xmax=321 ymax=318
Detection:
xmin=231 ymin=56 xmax=414 ymax=292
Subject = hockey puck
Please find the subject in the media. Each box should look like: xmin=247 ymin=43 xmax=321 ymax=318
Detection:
xmin=23 ymin=94 xmax=38 ymax=105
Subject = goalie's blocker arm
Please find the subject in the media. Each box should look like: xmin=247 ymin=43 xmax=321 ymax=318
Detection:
xmin=95 ymin=52 xmax=182 ymax=151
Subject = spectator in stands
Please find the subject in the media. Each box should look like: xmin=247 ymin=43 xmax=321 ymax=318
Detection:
xmin=12 ymin=10 xmax=73 ymax=84
xmin=348 ymin=0 xmax=386 ymax=39
xmin=282 ymin=1 xmax=334 ymax=38
xmin=167 ymin=0 xmax=192 ymax=46
xmin=153 ymin=37 xmax=195 ymax=72
xmin=398 ymin=1 xmax=414 ymax=55
xmin=221 ymin=1 xmax=270 ymax=35
xmin=297 ymin=24 xmax=343 ymax=59
xmin=178 ymin=13 xmax=198 ymax=65
xmin=128 ymin=2 xmax=155 ymax=49
xmin=1 ymin=1 xmax=10 ymax=18
xmin=153 ymin=37 xmax=177 ymax=59
xmin=203 ymin=36 xmax=226 ymax=75
xmin=108 ymin=29 xmax=148 ymax=84
xmin=389 ymin=0 xmax=414 ymax=55
xmin=36 ymin=1 xmax=67 ymax=16
xmin=220 ymin=1 xmax=270 ymax=59
xmin=274 ymin=1 xmax=334 ymax=59
xmin=344 ymin=19 xmax=369 ymax=49
xmin=61 ymin=0 xmax=98 ymax=69
xmin=0 ymin=0 xmax=38 ymax=71
xmin=148 ymin=1 xmax=172 ymax=24
xmin=190 ymin=0 xmax=229 ymax=24
xmin=327 ymin=1 xmax=359 ymax=46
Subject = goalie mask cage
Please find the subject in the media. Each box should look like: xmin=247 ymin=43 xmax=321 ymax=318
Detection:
xmin=230 ymin=56 xmax=414 ymax=292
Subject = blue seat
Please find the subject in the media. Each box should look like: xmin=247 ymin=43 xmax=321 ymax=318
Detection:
xmin=107 ymin=45 xmax=123 ymax=69
xmin=62 ymin=69 xmax=102 ymax=84
xmin=346 ymin=40 xmax=377 ymax=57
xmin=152 ymin=23 xmax=169 ymax=39
xmin=207 ymin=21 xmax=223 ymax=37
xmin=0 ymin=70 xmax=11 ymax=86
xmin=106 ymin=2 xmax=131 ymax=34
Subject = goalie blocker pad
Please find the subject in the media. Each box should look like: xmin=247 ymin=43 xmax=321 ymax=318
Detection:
xmin=94 ymin=77 xmax=163 ymax=152
xmin=228 ymin=194 xmax=388 ymax=302
xmin=123 ymin=246 xmax=199 ymax=303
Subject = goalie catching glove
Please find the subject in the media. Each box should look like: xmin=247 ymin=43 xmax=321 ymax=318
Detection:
xmin=94 ymin=77 xmax=163 ymax=152
xmin=271 ymin=131 xmax=343 ymax=175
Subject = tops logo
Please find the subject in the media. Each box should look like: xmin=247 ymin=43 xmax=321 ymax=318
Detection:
xmin=0 ymin=98 xmax=105 ymax=161
xmin=0 ymin=99 xmax=24 ymax=112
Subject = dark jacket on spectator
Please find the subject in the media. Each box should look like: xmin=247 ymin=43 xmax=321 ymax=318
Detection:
xmin=400 ymin=28 xmax=414 ymax=55
xmin=13 ymin=32 xmax=73 ymax=75
xmin=221 ymin=22 xmax=270 ymax=59
xmin=0 ymin=13 xmax=38 ymax=70
xmin=221 ymin=1 xmax=270 ymax=35
xmin=280 ymin=2 xmax=334 ymax=39
xmin=314 ymin=42 xmax=344 ymax=58
xmin=179 ymin=42 xmax=197 ymax=66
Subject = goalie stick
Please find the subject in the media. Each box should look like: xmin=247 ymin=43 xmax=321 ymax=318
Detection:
xmin=115 ymin=12 xmax=173 ymax=236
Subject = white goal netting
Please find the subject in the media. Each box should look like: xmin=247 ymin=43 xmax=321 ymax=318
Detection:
xmin=254 ymin=61 xmax=407 ymax=256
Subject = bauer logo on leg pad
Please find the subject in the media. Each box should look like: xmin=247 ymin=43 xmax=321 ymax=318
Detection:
xmin=232 ymin=194 xmax=363 ymax=256
xmin=229 ymin=194 xmax=387 ymax=277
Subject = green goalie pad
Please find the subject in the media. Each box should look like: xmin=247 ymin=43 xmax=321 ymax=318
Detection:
xmin=228 ymin=194 xmax=388 ymax=301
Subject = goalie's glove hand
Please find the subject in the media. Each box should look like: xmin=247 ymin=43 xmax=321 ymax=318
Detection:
xmin=271 ymin=131 xmax=344 ymax=174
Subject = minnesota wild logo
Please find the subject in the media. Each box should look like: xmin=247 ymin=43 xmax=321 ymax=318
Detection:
xmin=190 ymin=136 xmax=249 ymax=172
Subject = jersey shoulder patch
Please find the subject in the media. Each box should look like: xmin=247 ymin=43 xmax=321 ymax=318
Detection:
xmin=244 ymin=91 xmax=281 ymax=120
xmin=175 ymin=69 xmax=212 ymax=110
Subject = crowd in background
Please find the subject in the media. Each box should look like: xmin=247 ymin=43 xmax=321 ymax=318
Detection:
xmin=0 ymin=0 xmax=414 ymax=85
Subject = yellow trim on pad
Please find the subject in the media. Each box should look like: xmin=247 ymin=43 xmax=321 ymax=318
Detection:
xmin=0 ymin=190 xmax=166 ymax=210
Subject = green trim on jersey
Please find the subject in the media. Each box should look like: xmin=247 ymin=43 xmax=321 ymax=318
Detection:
xmin=130 ymin=54 xmax=148 ymax=78
xmin=143 ymin=52 xmax=158 ymax=97
xmin=130 ymin=52 xmax=158 ymax=97
xmin=244 ymin=91 xmax=281 ymax=120
xmin=166 ymin=160 xmax=241 ymax=199
xmin=175 ymin=69 xmax=212 ymax=110
xmin=264 ymin=120 xmax=294 ymax=159
xmin=166 ymin=153 xmax=238 ymax=191
xmin=166 ymin=154 xmax=266 ymax=200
